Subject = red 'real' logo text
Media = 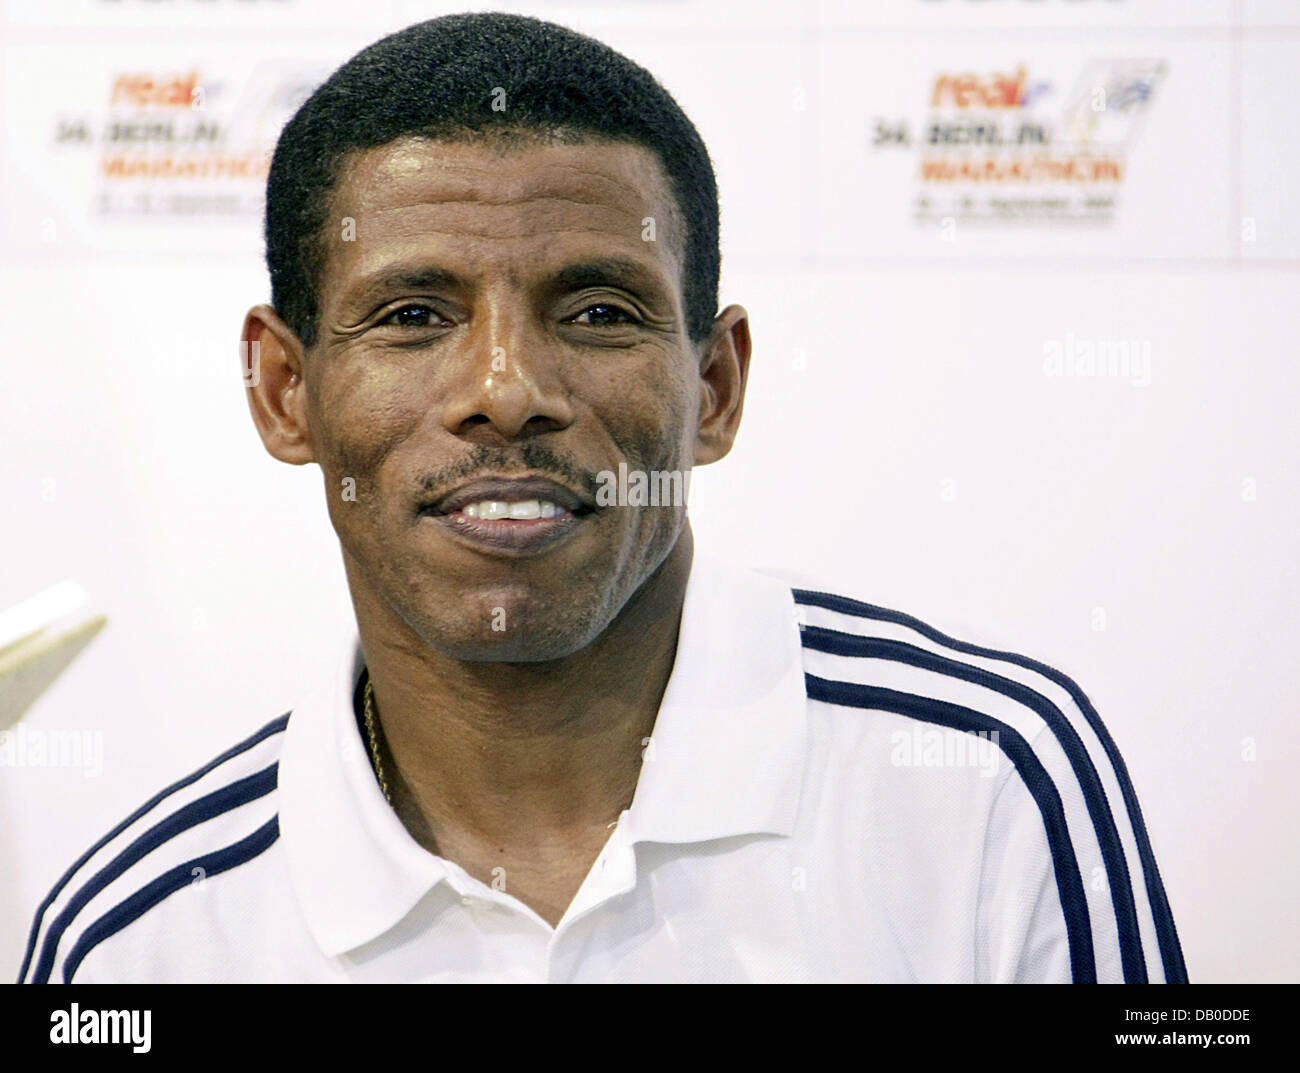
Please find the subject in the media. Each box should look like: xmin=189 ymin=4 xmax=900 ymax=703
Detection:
xmin=110 ymin=71 xmax=200 ymax=108
xmin=931 ymin=66 xmax=1029 ymax=109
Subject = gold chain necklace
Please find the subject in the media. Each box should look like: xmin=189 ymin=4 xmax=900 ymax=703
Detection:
xmin=362 ymin=677 xmax=393 ymax=806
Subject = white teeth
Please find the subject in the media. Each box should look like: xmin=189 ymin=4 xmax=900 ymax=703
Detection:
xmin=508 ymin=500 xmax=541 ymax=519
xmin=461 ymin=499 xmax=563 ymax=520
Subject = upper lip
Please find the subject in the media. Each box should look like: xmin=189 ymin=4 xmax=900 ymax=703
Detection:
xmin=421 ymin=476 xmax=594 ymax=517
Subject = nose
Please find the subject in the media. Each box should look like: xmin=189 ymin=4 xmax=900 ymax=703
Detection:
xmin=439 ymin=307 xmax=575 ymax=443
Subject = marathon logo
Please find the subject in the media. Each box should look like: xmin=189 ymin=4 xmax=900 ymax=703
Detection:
xmin=930 ymin=66 xmax=1052 ymax=110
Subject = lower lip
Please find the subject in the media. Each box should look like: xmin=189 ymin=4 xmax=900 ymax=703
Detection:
xmin=421 ymin=509 xmax=588 ymax=553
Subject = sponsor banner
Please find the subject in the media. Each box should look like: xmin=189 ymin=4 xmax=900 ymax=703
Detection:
xmin=4 ymin=0 xmax=386 ymax=29
xmin=395 ymin=0 xmax=806 ymax=30
xmin=1240 ymin=41 xmax=1300 ymax=261
xmin=1 ymin=43 xmax=346 ymax=252
xmin=816 ymin=0 xmax=1235 ymax=30
xmin=1242 ymin=0 xmax=1300 ymax=27
xmin=812 ymin=41 xmax=1231 ymax=259
xmin=0 ymin=28 xmax=807 ymax=261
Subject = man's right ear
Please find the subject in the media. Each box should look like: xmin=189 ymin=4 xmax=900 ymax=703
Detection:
xmin=241 ymin=304 xmax=315 ymax=465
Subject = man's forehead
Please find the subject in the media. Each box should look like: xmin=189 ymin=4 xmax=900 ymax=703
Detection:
xmin=351 ymin=134 xmax=667 ymax=193
xmin=328 ymin=135 xmax=683 ymax=255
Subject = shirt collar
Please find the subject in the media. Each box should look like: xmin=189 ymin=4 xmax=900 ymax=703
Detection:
xmin=278 ymin=550 xmax=809 ymax=958
xmin=615 ymin=552 xmax=809 ymax=846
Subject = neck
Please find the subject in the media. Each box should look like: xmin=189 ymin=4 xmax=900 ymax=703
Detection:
xmin=347 ymin=529 xmax=693 ymax=854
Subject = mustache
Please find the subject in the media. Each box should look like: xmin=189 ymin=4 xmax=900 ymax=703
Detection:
xmin=414 ymin=443 xmax=603 ymax=502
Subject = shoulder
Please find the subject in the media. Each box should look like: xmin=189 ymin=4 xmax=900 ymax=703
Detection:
xmin=793 ymin=585 xmax=1106 ymax=757
xmin=17 ymin=712 xmax=289 ymax=984
xmin=789 ymin=584 xmax=1188 ymax=984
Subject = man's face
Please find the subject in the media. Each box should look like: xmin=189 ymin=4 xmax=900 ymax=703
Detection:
xmin=299 ymin=135 xmax=710 ymax=661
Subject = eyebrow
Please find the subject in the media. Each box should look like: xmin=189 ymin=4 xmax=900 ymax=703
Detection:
xmin=551 ymin=257 xmax=666 ymax=295
xmin=341 ymin=256 xmax=670 ymax=313
xmin=342 ymin=266 xmax=465 ymax=310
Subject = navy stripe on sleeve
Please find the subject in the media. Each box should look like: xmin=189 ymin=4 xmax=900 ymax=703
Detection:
xmin=800 ymin=624 xmax=1147 ymax=982
xmin=805 ymin=673 xmax=1097 ymax=983
xmin=17 ymin=713 xmax=289 ymax=984
xmin=30 ymin=764 xmax=279 ymax=985
xmin=793 ymin=588 xmax=1188 ymax=984
xmin=63 ymin=816 xmax=281 ymax=983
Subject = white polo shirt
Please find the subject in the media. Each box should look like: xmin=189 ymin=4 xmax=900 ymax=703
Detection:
xmin=18 ymin=554 xmax=1187 ymax=983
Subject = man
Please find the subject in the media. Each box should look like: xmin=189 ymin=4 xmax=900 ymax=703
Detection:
xmin=19 ymin=13 xmax=1185 ymax=983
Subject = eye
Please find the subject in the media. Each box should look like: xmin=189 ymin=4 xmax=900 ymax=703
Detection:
xmin=379 ymin=303 xmax=447 ymax=328
xmin=570 ymin=303 xmax=641 ymax=327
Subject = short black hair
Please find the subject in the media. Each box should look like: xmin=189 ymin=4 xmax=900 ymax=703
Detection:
xmin=265 ymin=12 xmax=721 ymax=350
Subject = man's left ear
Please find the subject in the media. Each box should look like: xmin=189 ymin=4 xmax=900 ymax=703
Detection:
xmin=694 ymin=304 xmax=751 ymax=466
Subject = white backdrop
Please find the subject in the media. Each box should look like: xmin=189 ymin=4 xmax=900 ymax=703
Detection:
xmin=1 ymin=0 xmax=1297 ymax=983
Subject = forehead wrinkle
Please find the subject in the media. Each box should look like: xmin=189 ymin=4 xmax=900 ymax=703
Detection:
xmin=357 ymin=145 xmax=655 ymax=204
xmin=347 ymin=206 xmax=680 ymax=294
xmin=364 ymin=196 xmax=649 ymax=234
xmin=355 ymin=181 xmax=668 ymax=242
xmin=522 ymin=156 xmax=687 ymax=263
xmin=382 ymin=132 xmax=669 ymax=191
xmin=354 ymin=139 xmax=684 ymax=251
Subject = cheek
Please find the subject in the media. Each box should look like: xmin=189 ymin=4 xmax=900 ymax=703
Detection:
xmin=307 ymin=370 xmax=425 ymax=510
xmin=615 ymin=366 xmax=697 ymax=471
